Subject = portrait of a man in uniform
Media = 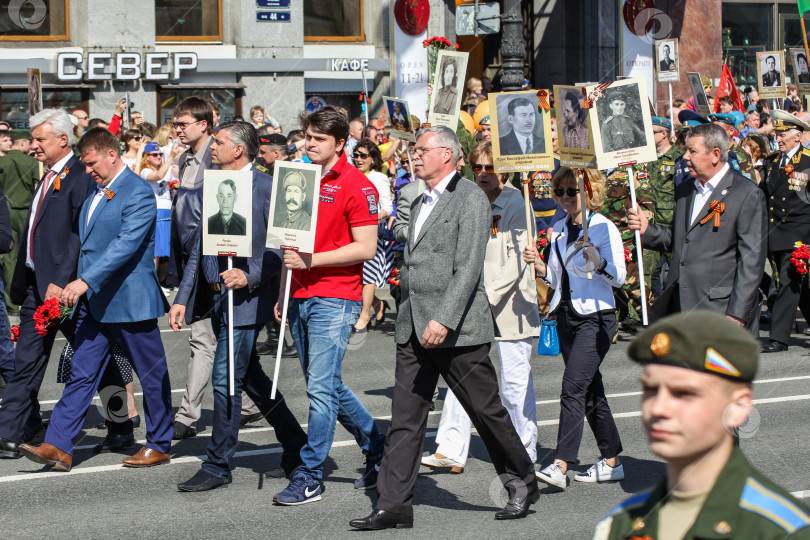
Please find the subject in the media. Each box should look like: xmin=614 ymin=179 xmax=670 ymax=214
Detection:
xmin=659 ymin=44 xmax=676 ymax=72
xmin=597 ymin=86 xmax=646 ymax=153
xmin=273 ymin=170 xmax=312 ymax=231
xmin=762 ymin=55 xmax=782 ymax=87
xmin=208 ymin=179 xmax=246 ymax=236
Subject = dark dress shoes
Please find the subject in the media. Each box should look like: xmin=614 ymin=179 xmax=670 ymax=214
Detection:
xmin=0 ymin=437 xmax=21 ymax=459
xmin=18 ymin=443 xmax=72 ymax=471
xmin=172 ymin=421 xmax=197 ymax=440
xmin=349 ymin=510 xmax=413 ymax=530
xmin=239 ymin=412 xmax=264 ymax=427
xmin=761 ymin=341 xmax=788 ymax=353
xmin=178 ymin=468 xmax=230 ymax=492
xmin=494 ymin=491 xmax=540 ymax=520
xmin=93 ymin=432 xmax=135 ymax=454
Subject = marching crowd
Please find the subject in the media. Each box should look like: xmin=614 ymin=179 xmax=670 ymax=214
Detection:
xmin=0 ymin=77 xmax=808 ymax=538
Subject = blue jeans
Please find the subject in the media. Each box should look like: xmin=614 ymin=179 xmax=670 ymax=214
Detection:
xmin=290 ymin=297 xmax=385 ymax=482
xmin=204 ymin=317 xmax=306 ymax=480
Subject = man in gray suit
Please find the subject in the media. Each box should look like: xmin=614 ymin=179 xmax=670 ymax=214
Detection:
xmin=628 ymin=123 xmax=767 ymax=333
xmin=166 ymin=97 xmax=260 ymax=441
xmin=350 ymin=126 xmax=539 ymax=531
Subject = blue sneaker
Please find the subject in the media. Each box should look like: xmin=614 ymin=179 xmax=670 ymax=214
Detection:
xmin=273 ymin=471 xmax=323 ymax=505
xmin=354 ymin=459 xmax=381 ymax=490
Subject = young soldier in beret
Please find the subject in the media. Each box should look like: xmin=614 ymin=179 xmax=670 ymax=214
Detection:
xmin=594 ymin=311 xmax=810 ymax=540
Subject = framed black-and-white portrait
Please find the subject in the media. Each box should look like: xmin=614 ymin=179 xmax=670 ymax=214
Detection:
xmin=656 ymin=38 xmax=679 ymax=83
xmin=790 ymin=48 xmax=810 ymax=96
xmin=489 ymin=90 xmax=554 ymax=173
xmin=554 ymin=85 xmax=596 ymax=168
xmin=383 ymin=97 xmax=415 ymax=142
xmin=757 ymin=50 xmax=786 ymax=99
xmin=27 ymin=68 xmax=42 ymax=116
xmin=686 ymin=72 xmax=712 ymax=117
xmin=202 ymin=170 xmax=253 ymax=257
xmin=588 ymin=78 xmax=656 ymax=170
xmin=427 ymin=50 xmax=469 ymax=130
xmin=266 ymin=161 xmax=322 ymax=253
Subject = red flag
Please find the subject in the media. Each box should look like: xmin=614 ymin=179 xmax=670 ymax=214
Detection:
xmin=714 ymin=63 xmax=744 ymax=113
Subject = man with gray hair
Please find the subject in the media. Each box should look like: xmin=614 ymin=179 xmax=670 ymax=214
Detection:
xmin=350 ymin=126 xmax=540 ymax=530
xmin=0 ymin=108 xmax=93 ymax=460
xmin=628 ymin=122 xmax=767 ymax=334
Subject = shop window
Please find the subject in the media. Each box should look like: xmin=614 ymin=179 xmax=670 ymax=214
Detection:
xmin=722 ymin=3 xmax=773 ymax=88
xmin=155 ymin=0 xmax=222 ymax=42
xmin=304 ymin=0 xmax=364 ymax=42
xmin=158 ymin=88 xmax=240 ymax=126
xmin=0 ymin=90 xmax=82 ymax=129
xmin=0 ymin=0 xmax=68 ymax=41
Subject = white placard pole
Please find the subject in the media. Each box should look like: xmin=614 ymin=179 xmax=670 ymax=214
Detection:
xmin=668 ymin=82 xmax=674 ymax=130
xmin=577 ymin=169 xmax=593 ymax=280
xmin=227 ymin=256 xmax=235 ymax=396
xmin=361 ymin=67 xmax=370 ymax=127
xmin=626 ymin=165 xmax=649 ymax=325
xmin=271 ymin=267 xmax=293 ymax=400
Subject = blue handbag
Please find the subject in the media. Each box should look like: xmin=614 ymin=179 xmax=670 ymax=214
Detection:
xmin=537 ymin=318 xmax=560 ymax=356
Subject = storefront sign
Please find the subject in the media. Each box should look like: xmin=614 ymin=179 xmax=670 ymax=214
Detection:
xmin=56 ymin=52 xmax=198 ymax=81
xmin=330 ymin=58 xmax=370 ymax=72
xmin=257 ymin=11 xmax=291 ymax=22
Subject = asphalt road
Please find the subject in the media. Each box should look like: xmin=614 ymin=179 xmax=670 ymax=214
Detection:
xmin=1 ymin=294 xmax=808 ymax=539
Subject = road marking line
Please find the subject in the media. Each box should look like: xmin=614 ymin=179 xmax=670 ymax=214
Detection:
xmin=8 ymin=394 xmax=810 ymax=482
xmin=792 ymin=491 xmax=809 ymax=499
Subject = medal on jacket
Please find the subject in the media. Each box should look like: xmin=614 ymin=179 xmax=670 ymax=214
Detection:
xmin=491 ymin=214 xmax=501 ymax=234
xmin=790 ymin=171 xmax=808 ymax=192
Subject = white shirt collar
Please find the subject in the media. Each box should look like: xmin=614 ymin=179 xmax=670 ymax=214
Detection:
xmin=424 ymin=171 xmax=455 ymax=200
xmin=694 ymin=163 xmax=729 ymax=192
xmin=785 ymin=143 xmax=801 ymax=160
xmin=191 ymin=136 xmax=213 ymax=163
xmin=48 ymin=152 xmax=73 ymax=175
xmin=240 ymin=162 xmax=253 ymax=172
xmin=100 ymin=165 xmax=127 ymax=192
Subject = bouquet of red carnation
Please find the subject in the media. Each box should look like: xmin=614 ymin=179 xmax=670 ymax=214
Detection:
xmin=536 ymin=229 xmax=548 ymax=251
xmin=791 ymin=242 xmax=810 ymax=275
xmin=31 ymin=298 xmax=73 ymax=337
xmin=387 ymin=267 xmax=401 ymax=287
xmin=624 ymin=247 xmax=633 ymax=263
xmin=9 ymin=325 xmax=19 ymax=342
xmin=168 ymin=179 xmax=180 ymax=190
xmin=423 ymin=36 xmax=460 ymax=107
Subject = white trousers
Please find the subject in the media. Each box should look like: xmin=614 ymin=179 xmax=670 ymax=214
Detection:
xmin=434 ymin=338 xmax=537 ymax=464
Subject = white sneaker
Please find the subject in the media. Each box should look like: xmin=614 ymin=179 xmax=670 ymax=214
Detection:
xmin=536 ymin=463 xmax=569 ymax=489
xmin=420 ymin=453 xmax=464 ymax=471
xmin=574 ymin=458 xmax=625 ymax=483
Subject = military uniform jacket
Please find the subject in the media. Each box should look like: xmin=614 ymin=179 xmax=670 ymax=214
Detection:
xmin=648 ymin=145 xmax=684 ymax=229
xmin=0 ymin=149 xmax=38 ymax=210
xmin=593 ymin=447 xmax=810 ymax=539
xmin=761 ymin=147 xmax=810 ymax=252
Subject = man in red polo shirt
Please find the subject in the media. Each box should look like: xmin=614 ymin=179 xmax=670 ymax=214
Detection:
xmin=272 ymin=106 xmax=386 ymax=506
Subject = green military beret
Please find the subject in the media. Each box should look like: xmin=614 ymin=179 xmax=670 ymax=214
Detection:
xmin=10 ymin=129 xmax=31 ymax=141
xmin=628 ymin=311 xmax=759 ymax=382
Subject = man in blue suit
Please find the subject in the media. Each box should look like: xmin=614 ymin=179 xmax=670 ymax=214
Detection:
xmin=19 ymin=128 xmax=173 ymax=472
xmin=173 ymin=121 xmax=306 ymax=491
xmin=0 ymin=109 xmax=94 ymax=460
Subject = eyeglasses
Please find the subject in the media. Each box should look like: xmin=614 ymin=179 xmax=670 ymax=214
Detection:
xmin=133 ymin=136 xmax=142 ymax=140
xmin=554 ymin=187 xmax=580 ymax=197
xmin=147 ymin=153 xmax=162 ymax=157
xmin=472 ymin=163 xmax=495 ymax=174
xmin=353 ymin=151 xmax=370 ymax=159
xmin=172 ymin=120 xmax=202 ymax=130
xmin=412 ymin=146 xmax=448 ymax=156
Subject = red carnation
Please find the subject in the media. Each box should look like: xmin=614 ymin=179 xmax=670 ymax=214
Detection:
xmin=10 ymin=325 xmax=19 ymax=342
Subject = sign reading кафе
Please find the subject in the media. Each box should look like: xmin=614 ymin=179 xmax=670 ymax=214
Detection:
xmin=56 ymin=52 xmax=198 ymax=81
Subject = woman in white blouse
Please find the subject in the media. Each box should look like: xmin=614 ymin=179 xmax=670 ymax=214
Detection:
xmin=422 ymin=141 xmax=541 ymax=473
xmin=523 ymin=167 xmax=627 ymax=490
xmin=352 ymin=140 xmax=394 ymax=331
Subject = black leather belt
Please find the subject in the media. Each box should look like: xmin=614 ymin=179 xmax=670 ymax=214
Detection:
xmin=208 ymin=283 xmax=221 ymax=292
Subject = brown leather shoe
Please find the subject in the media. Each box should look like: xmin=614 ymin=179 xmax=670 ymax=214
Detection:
xmin=18 ymin=443 xmax=72 ymax=472
xmin=122 ymin=446 xmax=171 ymax=468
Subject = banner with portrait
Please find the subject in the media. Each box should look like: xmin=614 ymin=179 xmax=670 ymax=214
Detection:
xmin=554 ymin=85 xmax=596 ymax=168
xmin=789 ymin=48 xmax=810 ymax=96
xmin=383 ymin=97 xmax=415 ymax=142
xmin=756 ymin=50 xmax=786 ymax=100
xmin=202 ymin=170 xmax=253 ymax=257
xmin=656 ymin=38 xmax=679 ymax=83
xmin=489 ymin=90 xmax=554 ymax=173
xmin=426 ymin=50 xmax=469 ymax=130
xmin=588 ymin=78 xmax=656 ymax=170
xmin=266 ymin=161 xmax=322 ymax=253
xmin=27 ymin=68 xmax=42 ymax=116
xmin=686 ymin=72 xmax=712 ymax=117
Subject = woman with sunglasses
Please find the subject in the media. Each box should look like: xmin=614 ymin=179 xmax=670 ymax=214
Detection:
xmin=121 ymin=128 xmax=143 ymax=171
xmin=522 ymin=167 xmax=627 ymax=490
xmin=422 ymin=141 xmax=541 ymax=473
xmin=352 ymin=140 xmax=394 ymax=332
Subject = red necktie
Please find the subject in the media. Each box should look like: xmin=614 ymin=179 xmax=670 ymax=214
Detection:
xmin=29 ymin=170 xmax=57 ymax=262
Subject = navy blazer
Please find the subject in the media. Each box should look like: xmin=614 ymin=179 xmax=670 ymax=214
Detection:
xmin=10 ymin=154 xmax=94 ymax=304
xmin=78 ymin=167 xmax=169 ymax=323
xmin=174 ymin=167 xmax=280 ymax=327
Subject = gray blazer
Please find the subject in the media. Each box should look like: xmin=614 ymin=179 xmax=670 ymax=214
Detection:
xmin=643 ymin=166 xmax=766 ymax=327
xmin=392 ymin=178 xmax=424 ymax=244
xmin=394 ymin=173 xmax=494 ymax=347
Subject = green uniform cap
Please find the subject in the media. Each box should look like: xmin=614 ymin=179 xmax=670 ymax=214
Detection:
xmin=10 ymin=129 xmax=31 ymax=141
xmin=628 ymin=311 xmax=759 ymax=382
